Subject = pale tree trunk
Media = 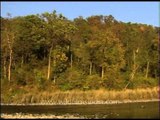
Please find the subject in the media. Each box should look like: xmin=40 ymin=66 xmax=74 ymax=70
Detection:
xmin=89 ymin=62 xmax=92 ymax=75
xmin=101 ymin=66 xmax=104 ymax=79
xmin=70 ymin=52 xmax=73 ymax=69
xmin=47 ymin=45 xmax=53 ymax=80
xmin=125 ymin=49 xmax=139 ymax=89
xmin=130 ymin=50 xmax=136 ymax=80
xmin=68 ymin=45 xmax=73 ymax=69
xmin=7 ymin=34 xmax=14 ymax=82
xmin=53 ymin=76 xmax=56 ymax=84
xmin=21 ymin=56 xmax=24 ymax=67
xmin=8 ymin=47 xmax=12 ymax=82
xmin=53 ymin=54 xmax=56 ymax=84
xmin=47 ymin=51 xmax=51 ymax=80
xmin=130 ymin=49 xmax=139 ymax=80
xmin=3 ymin=58 xmax=7 ymax=79
xmin=145 ymin=61 xmax=149 ymax=78
xmin=67 ymin=45 xmax=73 ymax=78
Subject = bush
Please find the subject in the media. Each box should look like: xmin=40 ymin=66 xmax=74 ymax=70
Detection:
xmin=12 ymin=66 xmax=36 ymax=86
xmin=103 ymin=70 xmax=125 ymax=90
xmin=34 ymin=69 xmax=46 ymax=90
xmin=133 ymin=76 xmax=158 ymax=88
xmin=57 ymin=68 xmax=85 ymax=90
xmin=83 ymin=75 xmax=102 ymax=90
xmin=12 ymin=68 xmax=27 ymax=86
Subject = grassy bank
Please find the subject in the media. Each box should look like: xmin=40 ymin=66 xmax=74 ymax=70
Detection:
xmin=1 ymin=87 xmax=159 ymax=104
xmin=1 ymin=113 xmax=83 ymax=119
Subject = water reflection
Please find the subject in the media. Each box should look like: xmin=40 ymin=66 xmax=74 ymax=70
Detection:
xmin=1 ymin=101 xmax=159 ymax=118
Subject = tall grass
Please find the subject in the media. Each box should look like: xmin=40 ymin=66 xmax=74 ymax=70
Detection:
xmin=1 ymin=87 xmax=159 ymax=104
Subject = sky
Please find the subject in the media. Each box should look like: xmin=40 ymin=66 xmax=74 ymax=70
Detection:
xmin=1 ymin=2 xmax=159 ymax=27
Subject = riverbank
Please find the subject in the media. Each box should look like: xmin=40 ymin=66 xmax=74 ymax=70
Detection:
xmin=1 ymin=87 xmax=159 ymax=105
xmin=1 ymin=99 xmax=159 ymax=106
xmin=1 ymin=101 xmax=159 ymax=119
xmin=1 ymin=113 xmax=83 ymax=119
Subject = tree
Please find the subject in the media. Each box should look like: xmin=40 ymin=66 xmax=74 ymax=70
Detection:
xmin=1 ymin=14 xmax=17 ymax=82
xmin=13 ymin=15 xmax=45 ymax=66
xmin=40 ymin=11 xmax=77 ymax=81
xmin=1 ymin=12 xmax=158 ymax=91
xmin=88 ymin=30 xmax=125 ymax=79
xmin=73 ymin=17 xmax=93 ymax=75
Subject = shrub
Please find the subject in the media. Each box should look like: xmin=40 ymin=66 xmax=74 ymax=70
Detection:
xmin=57 ymin=68 xmax=85 ymax=90
xmin=132 ymin=76 xmax=158 ymax=88
xmin=103 ymin=71 xmax=125 ymax=90
xmin=34 ymin=69 xmax=46 ymax=90
xmin=83 ymin=75 xmax=102 ymax=90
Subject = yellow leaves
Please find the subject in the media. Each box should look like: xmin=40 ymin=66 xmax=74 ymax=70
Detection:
xmin=60 ymin=53 xmax=68 ymax=61
xmin=87 ymin=40 xmax=100 ymax=49
xmin=55 ymin=52 xmax=68 ymax=62
xmin=140 ymin=26 xmax=145 ymax=32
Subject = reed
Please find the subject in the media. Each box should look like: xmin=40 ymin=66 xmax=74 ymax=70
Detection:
xmin=2 ymin=87 xmax=159 ymax=104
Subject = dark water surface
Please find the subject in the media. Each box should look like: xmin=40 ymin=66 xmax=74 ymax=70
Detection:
xmin=1 ymin=101 xmax=159 ymax=118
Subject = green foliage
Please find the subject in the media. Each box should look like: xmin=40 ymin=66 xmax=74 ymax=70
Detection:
xmin=83 ymin=75 xmax=102 ymax=90
xmin=102 ymin=70 xmax=125 ymax=90
xmin=34 ymin=69 xmax=46 ymax=90
xmin=132 ymin=76 xmax=158 ymax=88
xmin=51 ymin=45 xmax=68 ymax=76
xmin=12 ymin=68 xmax=28 ymax=86
xmin=58 ymin=68 xmax=85 ymax=90
xmin=1 ymin=11 xmax=158 ymax=94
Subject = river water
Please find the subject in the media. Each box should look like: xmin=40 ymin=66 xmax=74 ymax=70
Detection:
xmin=1 ymin=101 xmax=159 ymax=118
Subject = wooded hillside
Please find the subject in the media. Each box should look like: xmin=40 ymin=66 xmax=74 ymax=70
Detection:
xmin=1 ymin=11 xmax=158 ymax=92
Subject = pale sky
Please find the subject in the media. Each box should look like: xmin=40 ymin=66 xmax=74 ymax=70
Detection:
xmin=1 ymin=2 xmax=159 ymax=27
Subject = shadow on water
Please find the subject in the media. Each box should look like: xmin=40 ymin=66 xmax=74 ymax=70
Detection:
xmin=1 ymin=101 xmax=159 ymax=118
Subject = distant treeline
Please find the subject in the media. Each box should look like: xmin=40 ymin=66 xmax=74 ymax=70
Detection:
xmin=1 ymin=10 xmax=158 ymax=91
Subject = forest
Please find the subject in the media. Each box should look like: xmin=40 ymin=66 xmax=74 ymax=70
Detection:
xmin=1 ymin=11 xmax=159 ymax=103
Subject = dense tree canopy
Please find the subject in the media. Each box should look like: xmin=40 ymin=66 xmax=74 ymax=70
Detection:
xmin=1 ymin=11 xmax=158 ymax=91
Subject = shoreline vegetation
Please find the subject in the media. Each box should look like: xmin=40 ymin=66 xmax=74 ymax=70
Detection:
xmin=1 ymin=99 xmax=159 ymax=106
xmin=1 ymin=87 xmax=159 ymax=105
xmin=1 ymin=113 xmax=83 ymax=119
xmin=1 ymin=11 xmax=159 ymax=119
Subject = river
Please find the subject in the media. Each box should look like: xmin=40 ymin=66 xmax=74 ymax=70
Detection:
xmin=1 ymin=101 xmax=159 ymax=118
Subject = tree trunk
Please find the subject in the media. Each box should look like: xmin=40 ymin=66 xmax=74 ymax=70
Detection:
xmin=70 ymin=52 xmax=73 ymax=69
xmin=89 ymin=62 xmax=92 ymax=75
xmin=47 ymin=52 xmax=51 ymax=80
xmin=47 ymin=46 xmax=53 ymax=80
xmin=7 ymin=34 xmax=13 ymax=82
xmin=124 ymin=81 xmax=130 ymax=89
xmin=8 ymin=49 xmax=12 ymax=82
xmin=101 ymin=66 xmax=104 ymax=79
xmin=68 ymin=45 xmax=73 ymax=69
xmin=53 ymin=53 xmax=56 ymax=84
xmin=53 ymin=76 xmax=56 ymax=84
xmin=21 ymin=55 xmax=24 ymax=67
xmin=130 ymin=50 xmax=136 ymax=80
xmin=125 ymin=49 xmax=138 ymax=89
xmin=5 ymin=23 xmax=15 ymax=82
xmin=3 ymin=58 xmax=7 ymax=79
xmin=145 ymin=61 xmax=149 ymax=78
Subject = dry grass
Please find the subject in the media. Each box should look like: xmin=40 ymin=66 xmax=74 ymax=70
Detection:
xmin=2 ymin=87 xmax=159 ymax=104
